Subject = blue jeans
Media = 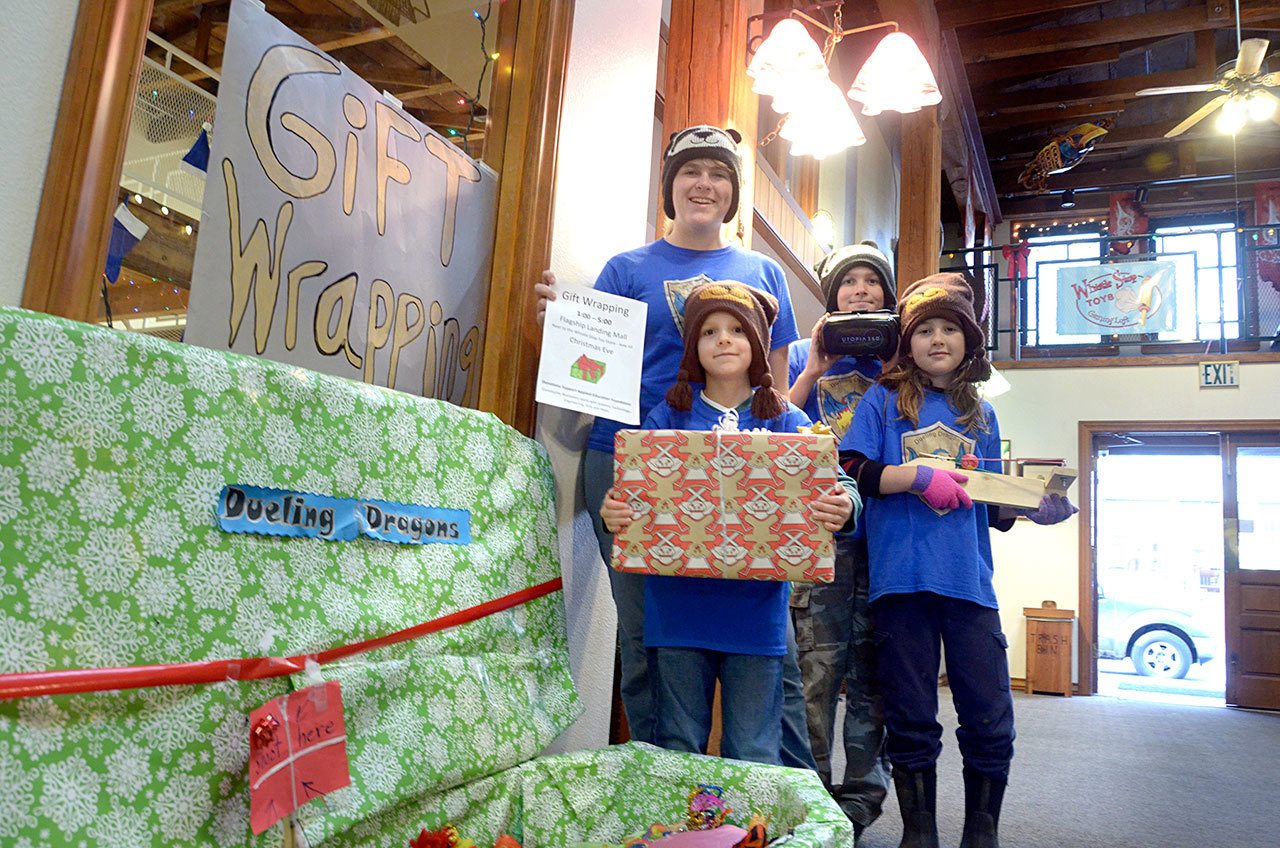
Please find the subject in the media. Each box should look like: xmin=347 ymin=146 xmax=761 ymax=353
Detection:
xmin=582 ymin=448 xmax=655 ymax=744
xmin=872 ymin=592 xmax=1015 ymax=780
xmin=651 ymin=646 xmax=784 ymax=765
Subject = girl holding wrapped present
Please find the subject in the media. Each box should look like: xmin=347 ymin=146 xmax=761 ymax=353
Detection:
xmin=843 ymin=273 xmax=1076 ymax=848
xmin=599 ymin=280 xmax=858 ymax=765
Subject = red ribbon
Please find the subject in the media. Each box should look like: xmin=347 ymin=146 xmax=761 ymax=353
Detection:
xmin=1002 ymin=242 xmax=1030 ymax=279
xmin=0 ymin=577 xmax=563 ymax=700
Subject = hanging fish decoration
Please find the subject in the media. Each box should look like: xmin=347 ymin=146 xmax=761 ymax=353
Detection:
xmin=1017 ymin=119 xmax=1114 ymax=192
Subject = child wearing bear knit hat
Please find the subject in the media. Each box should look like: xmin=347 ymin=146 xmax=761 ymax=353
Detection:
xmin=534 ymin=126 xmax=810 ymax=765
xmin=599 ymin=280 xmax=858 ymax=766
xmin=843 ymin=272 xmax=1077 ymax=848
xmin=785 ymin=239 xmax=897 ymax=838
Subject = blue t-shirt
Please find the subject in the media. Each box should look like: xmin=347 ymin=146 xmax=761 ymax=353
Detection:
xmin=788 ymin=341 xmax=881 ymax=540
xmin=641 ymin=392 xmax=812 ymax=656
xmin=585 ymin=240 xmax=800 ymax=454
xmin=847 ymin=382 xmax=1003 ymax=609
xmin=787 ymin=341 xmax=881 ymax=444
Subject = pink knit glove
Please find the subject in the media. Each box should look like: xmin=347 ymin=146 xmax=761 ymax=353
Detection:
xmin=909 ymin=465 xmax=973 ymax=511
xmin=1022 ymin=493 xmax=1078 ymax=525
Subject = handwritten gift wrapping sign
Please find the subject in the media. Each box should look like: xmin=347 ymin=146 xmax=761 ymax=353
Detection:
xmin=249 ymin=681 xmax=351 ymax=834
xmin=185 ymin=0 xmax=496 ymax=406
xmin=1054 ymin=261 xmax=1176 ymax=334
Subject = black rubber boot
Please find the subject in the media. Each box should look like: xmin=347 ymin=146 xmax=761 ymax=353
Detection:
xmin=891 ymin=766 xmax=939 ymax=848
xmin=958 ymin=766 xmax=1007 ymax=848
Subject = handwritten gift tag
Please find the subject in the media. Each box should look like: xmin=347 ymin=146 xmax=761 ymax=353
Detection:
xmin=249 ymin=681 xmax=351 ymax=834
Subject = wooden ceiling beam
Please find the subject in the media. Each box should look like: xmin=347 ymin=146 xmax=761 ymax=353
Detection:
xmin=965 ymin=6 xmax=1208 ymax=63
xmin=209 ymin=10 xmax=370 ymax=34
xmin=1002 ymin=179 xmax=1270 ymax=219
xmin=997 ymin=153 xmax=1278 ymax=196
xmin=979 ymin=67 xmax=1209 ymax=114
xmin=966 ymin=44 xmax=1120 ymax=89
xmin=980 ymin=101 xmax=1124 ymax=132
xmin=940 ymin=28 xmax=1001 ymax=224
xmin=937 ymin=0 xmax=1103 ymax=31
xmin=333 ymin=59 xmax=442 ymax=88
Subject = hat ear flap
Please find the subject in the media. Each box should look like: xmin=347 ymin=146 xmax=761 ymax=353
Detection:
xmin=725 ymin=128 xmax=742 ymax=144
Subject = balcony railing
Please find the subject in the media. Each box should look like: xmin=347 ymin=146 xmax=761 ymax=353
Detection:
xmin=941 ymin=225 xmax=1280 ymax=361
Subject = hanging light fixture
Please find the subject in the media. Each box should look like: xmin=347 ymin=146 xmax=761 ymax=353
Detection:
xmin=746 ymin=18 xmax=827 ymax=102
xmin=780 ymin=79 xmax=866 ymax=159
xmin=748 ymin=8 xmax=943 ymax=159
xmin=847 ymin=31 xmax=941 ymax=116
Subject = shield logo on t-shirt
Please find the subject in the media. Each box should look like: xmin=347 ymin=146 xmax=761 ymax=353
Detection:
xmin=901 ymin=422 xmax=976 ymax=516
xmin=816 ymin=370 xmax=873 ymax=441
xmin=663 ymin=274 xmax=714 ymax=332
xmin=664 ymin=274 xmax=754 ymax=332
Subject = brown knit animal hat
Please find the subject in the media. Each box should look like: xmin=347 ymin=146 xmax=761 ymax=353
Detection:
xmin=895 ymin=272 xmax=986 ymax=360
xmin=665 ymin=281 xmax=788 ymax=420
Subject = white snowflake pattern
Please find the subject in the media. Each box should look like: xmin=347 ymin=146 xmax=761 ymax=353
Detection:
xmin=54 ymin=380 xmax=125 ymax=448
xmin=21 ymin=437 xmax=77 ymax=494
xmin=78 ymin=526 xmax=142 ymax=595
xmin=134 ymin=565 xmax=182 ymax=618
xmin=25 ymin=563 xmax=80 ymax=619
xmin=86 ymin=806 xmax=149 ymax=848
xmin=0 ymin=466 xmax=22 ymax=524
xmin=353 ymin=741 xmax=405 ymax=799
xmin=81 ymin=328 xmax=131 ymax=379
xmin=129 ymin=375 xmax=187 ymax=438
xmin=137 ymin=506 xmax=182 ymax=559
xmin=14 ymin=697 xmax=65 ymax=759
xmin=155 ymin=771 xmax=213 ymax=841
xmin=71 ymin=468 xmax=124 ymax=521
xmin=104 ymin=740 xmax=150 ymax=798
xmin=0 ymin=741 xmax=38 ymax=838
xmin=38 ymin=755 xmax=100 ymax=837
xmin=261 ymin=413 xmax=301 ymax=466
xmin=186 ymin=416 xmax=229 ymax=464
xmin=183 ymin=351 xmax=233 ymax=395
xmin=185 ymin=548 xmax=242 ymax=606
xmin=66 ymin=604 xmax=142 ymax=667
xmin=173 ymin=466 xmax=225 ymax=522
xmin=0 ymin=615 xmax=52 ymax=673
xmin=211 ymin=794 xmax=249 ymax=848
xmin=8 ymin=320 xmax=76 ymax=385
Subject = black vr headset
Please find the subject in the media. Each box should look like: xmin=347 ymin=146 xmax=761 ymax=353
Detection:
xmin=820 ymin=310 xmax=899 ymax=360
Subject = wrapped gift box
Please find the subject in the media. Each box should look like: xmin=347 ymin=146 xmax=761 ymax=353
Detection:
xmin=611 ymin=429 xmax=838 ymax=583
xmin=0 ymin=309 xmax=850 ymax=848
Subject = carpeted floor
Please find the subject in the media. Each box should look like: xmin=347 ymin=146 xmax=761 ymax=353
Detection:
xmin=832 ymin=691 xmax=1280 ymax=848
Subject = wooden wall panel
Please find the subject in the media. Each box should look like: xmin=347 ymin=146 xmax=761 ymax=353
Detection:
xmin=23 ymin=0 xmax=155 ymax=320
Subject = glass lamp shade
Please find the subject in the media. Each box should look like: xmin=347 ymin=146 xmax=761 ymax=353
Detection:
xmin=747 ymin=18 xmax=828 ymax=100
xmin=847 ymin=31 xmax=941 ymax=116
xmin=780 ymin=80 xmax=866 ymax=159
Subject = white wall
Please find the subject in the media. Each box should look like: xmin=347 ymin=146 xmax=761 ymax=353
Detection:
xmin=989 ymin=361 xmax=1280 ymax=679
xmin=853 ymin=119 xmax=898 ymax=262
xmin=540 ymin=0 xmax=664 ymax=752
xmin=0 ymin=1 xmax=79 ymax=305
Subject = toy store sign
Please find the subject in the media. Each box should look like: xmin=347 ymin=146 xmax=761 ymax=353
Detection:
xmin=1054 ymin=261 xmax=1176 ymax=334
xmin=185 ymin=0 xmax=496 ymax=405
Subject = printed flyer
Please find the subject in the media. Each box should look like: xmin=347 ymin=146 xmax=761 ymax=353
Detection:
xmin=536 ymin=283 xmax=646 ymax=423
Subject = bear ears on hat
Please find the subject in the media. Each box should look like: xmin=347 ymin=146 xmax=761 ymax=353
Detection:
xmin=668 ymin=126 xmax=742 ymax=147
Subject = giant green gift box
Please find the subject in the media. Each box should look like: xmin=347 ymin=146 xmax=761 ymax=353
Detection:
xmin=0 ymin=308 xmax=851 ymax=848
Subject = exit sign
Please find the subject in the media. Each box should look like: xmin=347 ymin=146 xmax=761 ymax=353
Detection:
xmin=1199 ymin=360 xmax=1239 ymax=388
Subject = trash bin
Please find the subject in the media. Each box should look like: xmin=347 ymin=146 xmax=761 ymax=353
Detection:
xmin=1023 ymin=601 xmax=1074 ymax=697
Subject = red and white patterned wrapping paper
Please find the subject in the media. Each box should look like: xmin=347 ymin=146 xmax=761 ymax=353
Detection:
xmin=610 ymin=429 xmax=837 ymax=583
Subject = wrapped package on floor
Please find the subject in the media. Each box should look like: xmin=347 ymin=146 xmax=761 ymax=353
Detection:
xmin=610 ymin=429 xmax=838 ymax=583
xmin=0 ymin=308 xmax=850 ymax=848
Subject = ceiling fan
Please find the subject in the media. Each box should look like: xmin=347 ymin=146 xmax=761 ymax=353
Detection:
xmin=1135 ymin=37 xmax=1280 ymax=137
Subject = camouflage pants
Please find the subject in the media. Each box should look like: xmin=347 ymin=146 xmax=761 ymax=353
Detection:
xmin=790 ymin=537 xmax=888 ymax=828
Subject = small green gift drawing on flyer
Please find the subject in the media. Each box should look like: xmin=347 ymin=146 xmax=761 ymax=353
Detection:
xmin=570 ymin=353 xmax=606 ymax=383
